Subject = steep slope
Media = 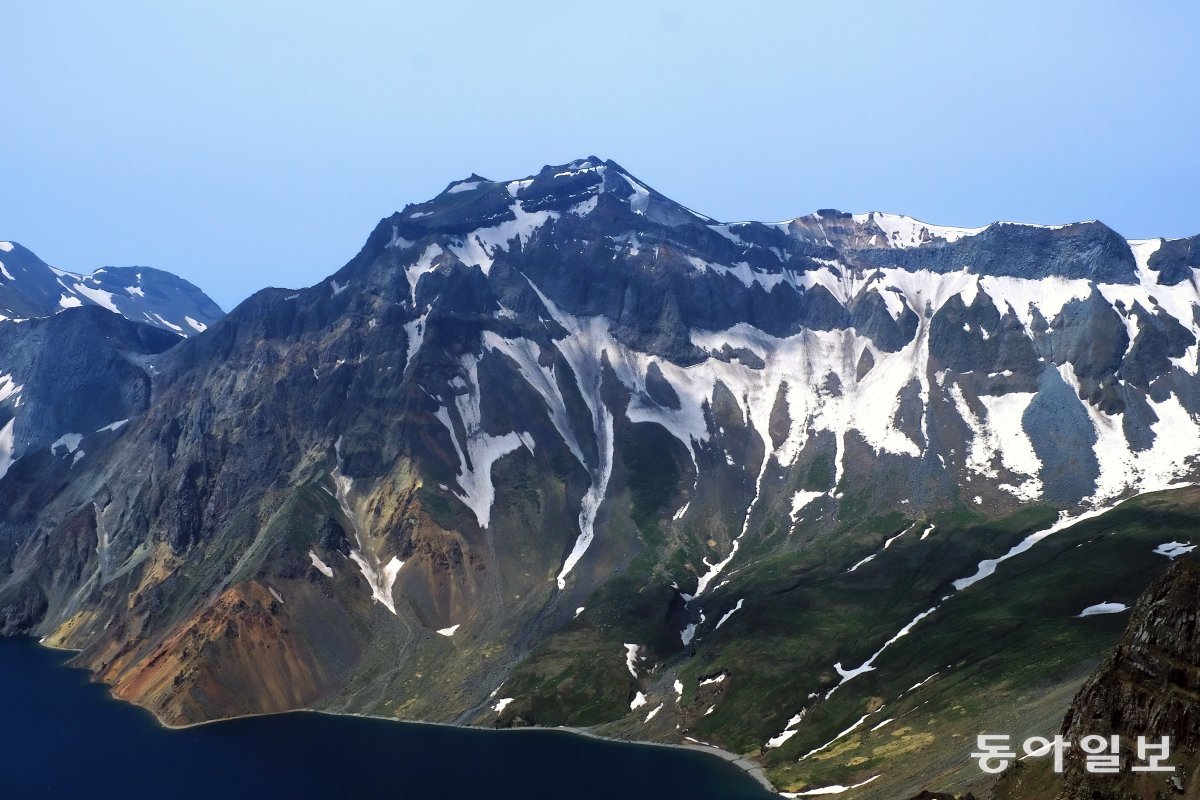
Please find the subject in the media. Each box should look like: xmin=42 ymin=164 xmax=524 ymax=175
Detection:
xmin=0 ymin=239 xmax=224 ymax=334
xmin=0 ymin=305 xmax=189 ymax=632
xmin=992 ymin=558 xmax=1200 ymax=800
xmin=1 ymin=158 xmax=1198 ymax=799
xmin=0 ymin=306 xmax=182 ymax=479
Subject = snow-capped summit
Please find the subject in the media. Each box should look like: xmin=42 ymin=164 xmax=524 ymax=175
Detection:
xmin=3 ymin=158 xmax=1200 ymax=800
xmin=0 ymin=240 xmax=223 ymax=334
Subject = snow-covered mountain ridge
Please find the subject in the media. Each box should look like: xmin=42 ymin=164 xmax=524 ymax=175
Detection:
xmin=0 ymin=239 xmax=223 ymax=485
xmin=370 ymin=157 xmax=1200 ymax=516
xmin=0 ymin=239 xmax=223 ymax=334
xmin=1 ymin=157 xmax=1198 ymax=799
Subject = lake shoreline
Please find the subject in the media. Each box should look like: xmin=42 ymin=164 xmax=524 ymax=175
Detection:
xmin=35 ymin=635 xmax=777 ymax=795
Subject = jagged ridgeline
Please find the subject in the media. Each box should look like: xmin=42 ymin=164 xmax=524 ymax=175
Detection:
xmin=1 ymin=159 xmax=1198 ymax=798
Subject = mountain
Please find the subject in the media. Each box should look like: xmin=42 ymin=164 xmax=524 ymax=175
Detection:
xmin=1 ymin=158 xmax=1197 ymax=798
xmin=0 ymin=240 xmax=224 ymax=335
xmin=0 ymin=239 xmax=224 ymax=486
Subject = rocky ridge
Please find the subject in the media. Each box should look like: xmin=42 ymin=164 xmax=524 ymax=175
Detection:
xmin=1 ymin=158 xmax=1198 ymax=798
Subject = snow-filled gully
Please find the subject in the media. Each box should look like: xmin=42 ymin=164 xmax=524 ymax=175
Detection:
xmin=331 ymin=442 xmax=402 ymax=616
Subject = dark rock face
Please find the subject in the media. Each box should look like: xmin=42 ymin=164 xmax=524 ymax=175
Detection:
xmin=857 ymin=221 xmax=1139 ymax=284
xmin=1057 ymin=559 xmax=1200 ymax=800
xmin=0 ymin=306 xmax=181 ymax=461
xmin=1021 ymin=367 xmax=1100 ymax=505
xmin=1147 ymin=234 xmax=1200 ymax=286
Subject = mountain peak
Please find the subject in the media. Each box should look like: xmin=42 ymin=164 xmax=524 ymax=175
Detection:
xmin=0 ymin=240 xmax=223 ymax=333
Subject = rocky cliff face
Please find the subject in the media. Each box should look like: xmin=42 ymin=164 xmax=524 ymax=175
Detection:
xmin=1058 ymin=559 xmax=1200 ymax=799
xmin=992 ymin=559 xmax=1200 ymax=800
xmin=2 ymin=158 xmax=1199 ymax=798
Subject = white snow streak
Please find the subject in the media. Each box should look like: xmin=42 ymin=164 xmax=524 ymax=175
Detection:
xmin=953 ymin=502 xmax=1123 ymax=591
xmin=623 ymin=643 xmax=641 ymax=678
xmin=0 ymin=418 xmax=15 ymax=481
xmin=308 ymin=551 xmax=334 ymax=578
xmin=782 ymin=775 xmax=881 ymax=797
xmin=765 ymin=710 xmax=808 ymax=749
xmin=713 ymin=599 xmax=744 ymax=630
xmin=433 ymin=356 xmax=529 ymax=529
xmin=332 ymin=458 xmax=403 ymax=615
xmin=1077 ymin=602 xmax=1128 ymax=617
xmin=799 ymin=713 xmax=875 ymax=761
xmin=827 ymin=608 xmax=937 ymax=697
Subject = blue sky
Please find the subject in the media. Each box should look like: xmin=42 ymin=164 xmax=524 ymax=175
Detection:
xmin=3 ymin=1 xmax=1197 ymax=310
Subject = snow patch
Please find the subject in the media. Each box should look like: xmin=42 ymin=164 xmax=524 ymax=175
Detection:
xmin=308 ymin=551 xmax=334 ymax=578
xmin=847 ymin=554 xmax=877 ymax=573
xmin=853 ymin=210 xmax=985 ymax=248
xmin=70 ymin=282 xmax=120 ymax=313
xmin=403 ymin=313 xmax=427 ymax=376
xmin=903 ymin=672 xmax=939 ymax=694
xmin=765 ymin=710 xmax=808 ymax=749
xmin=1077 ymin=602 xmax=1128 ymax=617
xmin=50 ymin=433 xmax=83 ymax=455
xmin=790 ymin=490 xmax=823 ymax=521
xmin=0 ymin=418 xmax=15 ymax=481
xmin=713 ymin=599 xmax=744 ymax=630
xmin=623 ymin=643 xmax=641 ymax=678
xmin=953 ymin=502 xmax=1123 ymax=591
xmin=827 ymin=608 xmax=937 ymax=697
xmin=349 ymin=552 xmax=403 ymax=615
xmin=433 ymin=356 xmax=528 ymax=529
xmin=447 ymin=199 xmax=558 ymax=275
xmin=149 ymin=313 xmax=184 ymax=333
xmin=1153 ymin=541 xmax=1196 ymax=559
xmin=436 ymin=624 xmax=460 ymax=637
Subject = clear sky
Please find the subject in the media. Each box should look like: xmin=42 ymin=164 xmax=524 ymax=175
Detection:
xmin=4 ymin=0 xmax=1198 ymax=311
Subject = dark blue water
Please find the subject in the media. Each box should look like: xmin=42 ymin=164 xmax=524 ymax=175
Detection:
xmin=0 ymin=638 xmax=773 ymax=799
